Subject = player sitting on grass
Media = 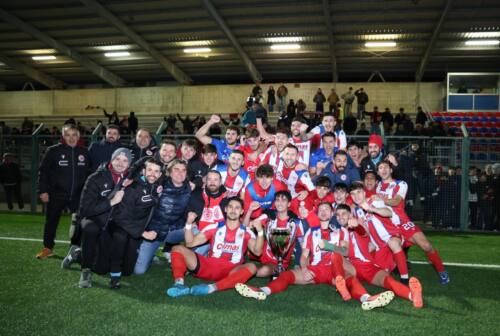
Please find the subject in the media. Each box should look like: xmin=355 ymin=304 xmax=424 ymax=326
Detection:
xmin=235 ymin=202 xmax=395 ymax=311
xmin=334 ymin=203 xmax=423 ymax=309
xmin=166 ymin=197 xmax=265 ymax=297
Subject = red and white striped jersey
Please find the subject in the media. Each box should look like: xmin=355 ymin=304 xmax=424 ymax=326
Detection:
xmin=303 ymin=226 xmax=347 ymax=266
xmin=376 ymin=180 xmax=411 ymax=224
xmin=275 ymin=159 xmax=315 ymax=198
xmin=202 ymin=222 xmax=255 ymax=264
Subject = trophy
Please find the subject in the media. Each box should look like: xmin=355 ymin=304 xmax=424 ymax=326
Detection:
xmin=267 ymin=223 xmax=298 ymax=279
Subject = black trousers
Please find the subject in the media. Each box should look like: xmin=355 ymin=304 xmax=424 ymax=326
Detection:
xmin=3 ymin=184 xmax=24 ymax=209
xmin=43 ymin=195 xmax=79 ymax=249
xmin=80 ymin=219 xmax=102 ymax=269
xmin=109 ymin=226 xmax=141 ymax=274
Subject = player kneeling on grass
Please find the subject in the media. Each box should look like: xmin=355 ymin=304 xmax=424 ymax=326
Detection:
xmin=236 ymin=202 xmax=395 ymax=311
xmin=167 ymin=197 xmax=265 ymax=297
xmin=335 ymin=204 xmax=423 ymax=309
xmin=105 ymin=159 xmax=163 ymax=289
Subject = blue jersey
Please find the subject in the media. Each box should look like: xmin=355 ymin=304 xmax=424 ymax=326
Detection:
xmin=310 ymin=148 xmax=336 ymax=169
xmin=211 ymin=138 xmax=235 ymax=163
xmin=317 ymin=162 xmax=361 ymax=188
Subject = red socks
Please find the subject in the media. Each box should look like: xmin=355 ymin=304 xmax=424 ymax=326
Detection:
xmin=216 ymin=267 xmax=254 ymax=291
xmin=426 ymin=250 xmax=445 ymax=273
xmin=331 ymin=253 xmax=345 ymax=278
xmin=171 ymin=251 xmax=187 ymax=280
xmin=383 ymin=275 xmax=410 ymax=301
xmin=393 ymin=250 xmax=409 ymax=279
xmin=268 ymin=270 xmax=296 ymax=294
xmin=345 ymin=276 xmax=368 ymax=301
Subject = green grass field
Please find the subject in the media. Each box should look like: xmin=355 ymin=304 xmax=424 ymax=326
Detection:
xmin=1 ymin=213 xmax=499 ymax=336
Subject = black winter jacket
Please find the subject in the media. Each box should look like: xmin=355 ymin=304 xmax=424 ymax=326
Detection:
xmin=112 ymin=176 xmax=161 ymax=238
xmin=88 ymin=139 xmax=122 ymax=171
xmin=146 ymin=176 xmax=191 ymax=239
xmin=38 ymin=143 xmax=90 ymax=199
xmin=78 ymin=164 xmax=117 ymax=228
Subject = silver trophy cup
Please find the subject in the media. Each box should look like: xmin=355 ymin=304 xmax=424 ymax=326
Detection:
xmin=267 ymin=223 xmax=297 ymax=279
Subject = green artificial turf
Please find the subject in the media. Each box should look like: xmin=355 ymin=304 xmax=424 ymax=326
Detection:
xmin=0 ymin=213 xmax=499 ymax=336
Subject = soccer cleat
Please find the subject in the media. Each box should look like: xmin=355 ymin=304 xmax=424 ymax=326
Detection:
xmin=409 ymin=277 xmax=423 ymax=309
xmin=35 ymin=247 xmax=54 ymax=259
xmin=79 ymin=269 xmax=92 ymax=288
xmin=335 ymin=276 xmax=352 ymax=301
xmin=109 ymin=277 xmax=121 ymax=289
xmin=361 ymin=291 xmax=395 ymax=311
xmin=438 ymin=271 xmax=450 ymax=285
xmin=61 ymin=245 xmax=81 ymax=269
xmin=166 ymin=284 xmax=191 ymax=298
xmin=190 ymin=284 xmax=211 ymax=296
xmin=235 ymin=283 xmax=267 ymax=301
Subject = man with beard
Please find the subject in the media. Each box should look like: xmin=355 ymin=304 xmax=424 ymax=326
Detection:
xmin=187 ymin=170 xmax=228 ymax=231
xmin=196 ymin=114 xmax=240 ymax=163
xmin=215 ymin=150 xmax=249 ymax=198
xmin=130 ymin=129 xmax=158 ymax=164
xmin=376 ymin=160 xmax=449 ymax=285
xmin=126 ymin=140 xmax=178 ymax=182
xmin=244 ymin=164 xmax=287 ymax=220
xmin=167 ymin=197 xmax=265 ymax=297
xmin=318 ymin=150 xmax=360 ymax=188
xmin=304 ymin=113 xmax=347 ymax=151
xmin=360 ymin=134 xmax=384 ymax=176
xmin=310 ymin=132 xmax=337 ymax=177
xmin=134 ymin=159 xmax=192 ymax=275
xmin=289 ymin=117 xmax=312 ymax=166
xmin=78 ymin=148 xmax=131 ymax=288
xmin=275 ymin=144 xmax=315 ymax=201
xmin=88 ymin=125 xmax=122 ymax=171
xmin=107 ymin=158 xmax=163 ymax=289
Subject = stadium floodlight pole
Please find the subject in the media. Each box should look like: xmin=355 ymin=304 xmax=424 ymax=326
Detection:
xmin=91 ymin=122 xmax=103 ymax=144
xmin=459 ymin=123 xmax=470 ymax=231
xmin=155 ymin=120 xmax=168 ymax=145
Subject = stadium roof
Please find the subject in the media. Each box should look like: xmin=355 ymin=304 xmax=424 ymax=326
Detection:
xmin=0 ymin=0 xmax=499 ymax=89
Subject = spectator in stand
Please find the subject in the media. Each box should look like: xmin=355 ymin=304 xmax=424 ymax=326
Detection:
xmin=267 ymin=85 xmax=276 ymax=112
xmin=0 ymin=153 xmax=24 ymax=210
xmin=313 ymin=88 xmax=326 ymax=113
xmin=477 ymin=172 xmax=495 ymax=230
xmin=221 ymin=114 xmax=240 ymax=127
xmin=343 ymin=111 xmax=357 ymax=135
xmin=403 ymin=115 xmax=414 ymax=135
xmin=0 ymin=121 xmax=11 ymax=135
xmin=365 ymin=106 xmax=381 ymax=135
xmin=21 ymin=117 xmax=34 ymax=134
xmin=327 ymin=89 xmax=339 ymax=114
xmin=394 ymin=124 xmax=407 ymax=136
xmin=88 ymin=125 xmax=122 ymax=171
xmin=354 ymin=88 xmax=369 ymax=120
xmin=469 ymin=167 xmax=479 ymax=229
xmin=412 ymin=123 xmax=427 ymax=137
xmin=176 ymin=114 xmax=199 ymax=134
xmin=104 ymin=109 xmax=120 ymax=126
xmin=415 ymin=106 xmax=428 ymax=126
xmin=394 ymin=108 xmax=407 ymax=128
xmin=128 ymin=112 xmax=138 ymax=135
xmin=381 ymin=108 xmax=394 ymax=133
xmin=119 ymin=117 xmax=129 ymax=135
xmin=441 ymin=167 xmax=461 ymax=229
xmin=296 ymin=99 xmax=306 ymax=114
xmin=50 ymin=126 xmax=61 ymax=136
xmin=341 ymin=87 xmax=355 ymax=116
xmin=408 ymin=142 xmax=434 ymax=225
xmin=164 ymin=114 xmax=177 ymax=131
xmin=277 ymin=83 xmax=288 ymax=112
xmin=356 ymin=122 xmax=370 ymax=136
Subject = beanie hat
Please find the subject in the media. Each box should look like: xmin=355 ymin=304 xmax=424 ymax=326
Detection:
xmin=111 ymin=147 xmax=132 ymax=163
xmin=368 ymin=134 xmax=383 ymax=148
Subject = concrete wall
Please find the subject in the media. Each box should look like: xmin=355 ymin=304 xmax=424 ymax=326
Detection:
xmin=0 ymin=82 xmax=445 ymax=118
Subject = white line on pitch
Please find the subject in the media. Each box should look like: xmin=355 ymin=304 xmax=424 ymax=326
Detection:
xmin=0 ymin=236 xmax=70 ymax=244
xmin=1 ymin=236 xmax=500 ymax=270
xmin=410 ymin=260 xmax=500 ymax=269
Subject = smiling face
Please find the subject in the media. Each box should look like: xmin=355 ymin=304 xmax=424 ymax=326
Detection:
xmin=225 ymin=199 xmax=244 ymax=221
xmin=335 ymin=208 xmax=350 ymax=227
xmin=349 ymin=188 xmax=366 ymax=205
xmin=274 ymin=194 xmax=290 ymax=213
xmin=63 ymin=127 xmax=80 ymax=147
xmin=368 ymin=143 xmax=381 ymax=159
xmin=334 ymin=154 xmax=347 ymax=172
xmin=283 ymin=147 xmax=298 ymax=167
xmin=136 ymin=130 xmax=151 ymax=149
xmin=143 ymin=162 xmax=162 ymax=184
xmin=206 ymin=171 xmax=222 ymax=193
xmin=111 ymin=154 xmax=130 ymax=174
xmin=322 ymin=116 xmax=335 ymax=132
xmin=159 ymin=143 xmax=177 ymax=164
xmin=377 ymin=162 xmax=392 ymax=181
xmin=170 ymin=163 xmax=187 ymax=185
xmin=317 ymin=203 xmax=333 ymax=222
xmin=225 ymin=129 xmax=239 ymax=145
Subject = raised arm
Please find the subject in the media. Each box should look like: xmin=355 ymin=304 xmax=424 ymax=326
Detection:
xmin=195 ymin=114 xmax=220 ymax=145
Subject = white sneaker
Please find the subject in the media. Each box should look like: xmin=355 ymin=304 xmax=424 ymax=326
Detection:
xmin=164 ymin=252 xmax=172 ymax=263
xmin=361 ymin=291 xmax=395 ymax=311
xmin=235 ymin=283 xmax=267 ymax=301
